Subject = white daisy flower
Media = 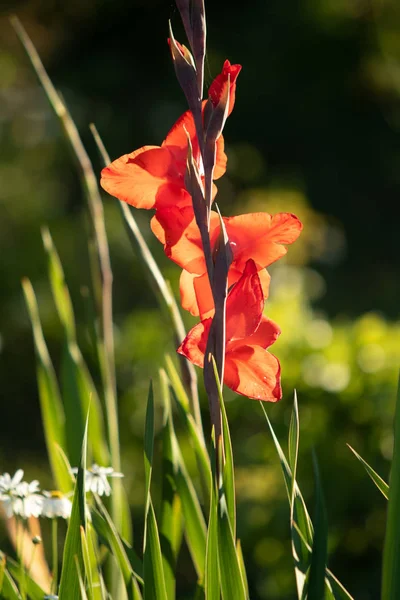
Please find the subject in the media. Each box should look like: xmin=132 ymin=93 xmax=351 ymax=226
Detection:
xmin=0 ymin=470 xmax=24 ymax=496
xmin=41 ymin=491 xmax=72 ymax=519
xmin=0 ymin=471 xmax=43 ymax=519
xmin=71 ymin=464 xmax=124 ymax=497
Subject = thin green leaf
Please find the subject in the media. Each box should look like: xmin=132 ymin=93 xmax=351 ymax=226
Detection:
xmin=11 ymin=18 xmax=125 ymax=544
xmin=205 ymin=464 xmax=219 ymax=600
xmin=347 ymin=444 xmax=389 ymax=500
xmin=22 ymin=278 xmax=70 ymax=493
xmin=91 ymin=500 xmax=143 ymax=594
xmin=306 ymin=452 xmax=328 ymax=600
xmin=144 ymin=500 xmax=168 ymax=600
xmin=0 ymin=553 xmax=5 ymax=594
xmin=236 ymin=540 xmax=249 ymax=600
xmin=75 ymin=554 xmax=89 ymax=600
xmin=159 ymin=370 xmax=183 ymax=599
xmin=211 ymin=356 xmax=236 ymax=538
xmin=43 ymin=227 xmax=109 ymax=467
xmin=165 ymin=356 xmax=211 ymax=501
xmin=217 ymin=496 xmax=247 ymax=600
xmin=58 ymin=417 xmax=88 ymax=599
xmin=144 ymin=381 xmax=154 ymax=524
xmin=382 ymin=375 xmax=400 ymax=599
xmin=1 ymin=569 xmax=21 ymax=600
xmin=5 ymin=557 xmax=46 ymax=600
xmin=80 ymin=526 xmax=93 ymax=600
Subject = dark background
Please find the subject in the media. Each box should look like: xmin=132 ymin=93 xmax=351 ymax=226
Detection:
xmin=1 ymin=0 xmax=400 ymax=597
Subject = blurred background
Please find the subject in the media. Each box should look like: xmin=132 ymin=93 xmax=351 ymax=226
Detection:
xmin=1 ymin=0 xmax=400 ymax=598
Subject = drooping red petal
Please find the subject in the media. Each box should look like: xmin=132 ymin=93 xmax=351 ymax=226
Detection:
xmin=224 ymin=212 xmax=303 ymax=272
xmin=151 ymin=205 xmax=196 ymax=255
xmin=224 ymin=346 xmax=282 ymax=401
xmin=225 ymin=260 xmax=264 ymax=342
xmin=208 ymin=60 xmax=242 ymax=116
xmin=177 ymin=318 xmax=211 ymax=368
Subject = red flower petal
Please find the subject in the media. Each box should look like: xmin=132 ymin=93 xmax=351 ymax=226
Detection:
xmin=177 ymin=318 xmax=211 ymax=368
xmin=224 ymin=212 xmax=303 ymax=272
xmin=228 ymin=316 xmax=281 ymax=352
xmin=225 ymin=260 xmax=264 ymax=341
xmin=208 ymin=60 xmax=242 ymax=116
xmin=224 ymin=346 xmax=282 ymax=401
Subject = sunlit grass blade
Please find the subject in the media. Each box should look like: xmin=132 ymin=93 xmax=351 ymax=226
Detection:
xmin=159 ymin=370 xmax=183 ymax=599
xmin=0 ymin=553 xmax=5 ymax=593
xmin=11 ymin=18 xmax=124 ymax=541
xmin=90 ymin=124 xmax=203 ymax=438
xmin=143 ymin=501 xmax=168 ymax=600
xmin=75 ymin=554 xmax=89 ymax=600
xmin=6 ymin=557 xmax=46 ymax=600
xmin=22 ymin=278 xmax=70 ymax=493
xmin=165 ymin=355 xmax=211 ymax=497
xmin=143 ymin=382 xmax=155 ymax=531
xmin=382 ymin=375 xmax=400 ymax=599
xmin=159 ymin=373 xmax=207 ymax=580
xmin=288 ymin=391 xmax=308 ymax=597
xmin=58 ymin=417 xmax=88 ymax=599
xmin=217 ymin=495 xmax=247 ymax=600
xmin=205 ymin=479 xmax=219 ymax=600
xmin=1 ymin=569 xmax=21 ymax=600
xmin=211 ymin=356 xmax=236 ymax=538
xmin=326 ymin=568 xmax=354 ymax=599
xmin=42 ymin=227 xmax=109 ymax=466
xmin=91 ymin=500 xmax=143 ymax=595
xmin=347 ymin=444 xmax=389 ymax=500
xmin=80 ymin=526 xmax=94 ymax=600
xmin=85 ymin=523 xmax=104 ymax=600
xmin=304 ymin=452 xmax=328 ymax=600
xmin=236 ymin=540 xmax=249 ymax=600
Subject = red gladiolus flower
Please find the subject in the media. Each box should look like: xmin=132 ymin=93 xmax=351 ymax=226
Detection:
xmin=209 ymin=60 xmax=242 ymax=116
xmin=152 ymin=209 xmax=302 ymax=318
xmin=100 ymin=106 xmax=227 ymax=209
xmin=178 ymin=260 xmax=282 ymax=401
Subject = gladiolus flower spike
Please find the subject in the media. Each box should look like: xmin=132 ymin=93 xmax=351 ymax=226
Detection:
xmin=100 ymin=5 xmax=302 ymax=407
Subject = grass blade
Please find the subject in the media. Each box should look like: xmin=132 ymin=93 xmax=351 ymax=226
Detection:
xmin=91 ymin=500 xmax=143 ymax=596
xmin=347 ymin=444 xmax=389 ymax=500
xmin=58 ymin=417 xmax=88 ymax=599
xmin=382 ymin=375 xmax=400 ymax=599
xmin=305 ymin=452 xmax=328 ymax=600
xmin=43 ymin=227 xmax=109 ymax=466
xmin=205 ymin=447 xmax=219 ymax=600
xmin=217 ymin=495 xmax=247 ymax=600
xmin=143 ymin=382 xmax=154 ymax=530
xmin=11 ymin=18 xmax=124 ymax=540
xmin=5 ymin=557 xmax=46 ymax=600
xmin=80 ymin=526 xmax=93 ymax=600
xmin=144 ymin=501 xmax=168 ymax=600
xmin=211 ymin=356 xmax=236 ymax=538
xmin=1 ymin=570 xmax=21 ymax=600
xmin=159 ymin=370 xmax=183 ymax=599
xmin=22 ymin=279 xmax=70 ymax=493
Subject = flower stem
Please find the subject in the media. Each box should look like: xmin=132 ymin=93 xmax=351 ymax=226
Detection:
xmin=51 ymin=519 xmax=58 ymax=594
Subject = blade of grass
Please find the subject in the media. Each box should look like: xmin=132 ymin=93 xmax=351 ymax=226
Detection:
xmin=205 ymin=435 xmax=219 ymax=600
xmin=91 ymin=500 xmax=143 ymax=594
xmin=144 ymin=501 xmax=168 ymax=600
xmin=80 ymin=526 xmax=94 ymax=600
xmin=6 ymin=557 xmax=46 ymax=600
xmin=304 ymin=452 xmax=328 ymax=600
xmin=11 ymin=18 xmax=124 ymax=539
xmin=143 ymin=381 xmax=155 ymax=540
xmin=43 ymin=227 xmax=109 ymax=466
xmin=22 ymin=278 xmax=70 ymax=493
xmin=90 ymin=124 xmax=203 ymax=440
xmin=382 ymin=375 xmax=400 ymax=599
xmin=211 ymin=356 xmax=236 ymax=538
xmin=159 ymin=370 xmax=183 ymax=599
xmin=1 ymin=569 xmax=21 ymax=600
xmin=347 ymin=444 xmax=389 ymax=500
xmin=75 ymin=554 xmax=89 ymax=600
xmin=58 ymin=417 xmax=88 ymax=599
xmin=288 ymin=391 xmax=307 ymax=598
xmin=165 ymin=355 xmax=211 ymax=500
xmin=217 ymin=494 xmax=247 ymax=600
